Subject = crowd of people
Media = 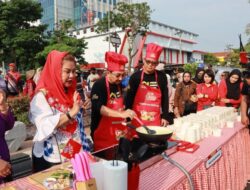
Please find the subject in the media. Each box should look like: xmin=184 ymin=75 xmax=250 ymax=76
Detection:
xmin=171 ymin=66 xmax=243 ymax=118
xmin=1 ymin=43 xmax=250 ymax=184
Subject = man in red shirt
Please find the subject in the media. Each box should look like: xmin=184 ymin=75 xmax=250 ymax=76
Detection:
xmin=5 ymin=63 xmax=21 ymax=96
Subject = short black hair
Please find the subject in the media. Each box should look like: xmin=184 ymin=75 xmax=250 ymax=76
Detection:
xmin=177 ymin=67 xmax=184 ymax=73
xmin=90 ymin=68 xmax=96 ymax=71
xmin=203 ymin=69 xmax=215 ymax=83
xmin=208 ymin=64 xmax=213 ymax=68
xmin=183 ymin=71 xmax=192 ymax=77
xmin=243 ymin=70 xmax=250 ymax=79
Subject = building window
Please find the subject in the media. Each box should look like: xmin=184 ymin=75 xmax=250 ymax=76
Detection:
xmin=93 ymin=11 xmax=97 ymax=18
xmin=113 ymin=0 xmax=116 ymax=5
xmin=103 ymin=0 xmax=106 ymax=3
xmin=109 ymin=0 xmax=112 ymax=4
xmin=98 ymin=12 xmax=102 ymax=19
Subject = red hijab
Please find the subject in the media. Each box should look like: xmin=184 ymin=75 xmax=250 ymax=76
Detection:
xmin=35 ymin=50 xmax=76 ymax=108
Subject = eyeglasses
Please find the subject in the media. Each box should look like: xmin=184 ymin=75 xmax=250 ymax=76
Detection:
xmin=145 ymin=59 xmax=158 ymax=66
xmin=111 ymin=72 xmax=125 ymax=78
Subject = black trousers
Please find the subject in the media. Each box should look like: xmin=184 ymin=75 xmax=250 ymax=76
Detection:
xmin=32 ymin=154 xmax=60 ymax=173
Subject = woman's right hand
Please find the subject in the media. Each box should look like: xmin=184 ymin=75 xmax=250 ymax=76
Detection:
xmin=0 ymin=159 xmax=11 ymax=177
xmin=70 ymin=91 xmax=83 ymax=117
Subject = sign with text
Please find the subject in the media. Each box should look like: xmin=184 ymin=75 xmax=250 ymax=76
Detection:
xmin=205 ymin=148 xmax=222 ymax=169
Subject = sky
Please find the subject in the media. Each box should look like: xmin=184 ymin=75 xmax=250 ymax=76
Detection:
xmin=138 ymin=0 xmax=250 ymax=52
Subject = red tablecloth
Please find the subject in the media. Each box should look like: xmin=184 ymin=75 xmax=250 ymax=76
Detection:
xmin=139 ymin=122 xmax=250 ymax=190
xmin=1 ymin=122 xmax=250 ymax=190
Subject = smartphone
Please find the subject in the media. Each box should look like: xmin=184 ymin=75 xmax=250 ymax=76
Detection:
xmin=76 ymin=83 xmax=85 ymax=101
xmin=76 ymin=71 xmax=85 ymax=101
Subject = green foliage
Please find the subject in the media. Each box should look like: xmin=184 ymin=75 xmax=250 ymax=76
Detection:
xmin=246 ymin=23 xmax=250 ymax=36
xmin=204 ymin=53 xmax=219 ymax=65
xmin=96 ymin=2 xmax=151 ymax=36
xmin=36 ymin=20 xmax=88 ymax=64
xmin=96 ymin=2 xmax=151 ymax=72
xmin=183 ymin=63 xmax=198 ymax=76
xmin=0 ymin=0 xmax=47 ymax=70
xmin=8 ymin=96 xmax=30 ymax=125
xmin=225 ymin=51 xmax=240 ymax=67
xmin=245 ymin=42 xmax=250 ymax=52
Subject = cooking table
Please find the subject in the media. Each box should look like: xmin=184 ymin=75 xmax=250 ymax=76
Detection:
xmin=139 ymin=121 xmax=250 ymax=190
xmin=1 ymin=122 xmax=250 ymax=190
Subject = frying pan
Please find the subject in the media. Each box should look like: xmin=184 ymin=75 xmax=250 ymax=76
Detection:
xmin=126 ymin=124 xmax=173 ymax=143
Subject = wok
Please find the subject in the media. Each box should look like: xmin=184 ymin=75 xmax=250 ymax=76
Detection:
xmin=126 ymin=124 xmax=173 ymax=143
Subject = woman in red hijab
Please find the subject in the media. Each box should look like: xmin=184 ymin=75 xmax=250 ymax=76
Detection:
xmin=30 ymin=50 xmax=90 ymax=172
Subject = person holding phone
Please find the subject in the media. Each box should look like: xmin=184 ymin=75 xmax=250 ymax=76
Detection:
xmin=30 ymin=50 xmax=90 ymax=172
xmin=0 ymin=89 xmax=15 ymax=184
xmin=91 ymin=52 xmax=136 ymax=151
xmin=5 ymin=63 xmax=21 ymax=96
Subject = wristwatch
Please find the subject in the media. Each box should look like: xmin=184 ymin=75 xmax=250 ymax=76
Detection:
xmin=66 ymin=111 xmax=73 ymax=120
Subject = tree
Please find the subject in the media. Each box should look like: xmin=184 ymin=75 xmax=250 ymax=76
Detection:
xmin=204 ymin=53 xmax=219 ymax=65
xmin=36 ymin=20 xmax=88 ymax=65
xmin=225 ymin=51 xmax=240 ymax=67
xmin=247 ymin=1 xmax=250 ymax=36
xmin=246 ymin=23 xmax=250 ymax=36
xmin=0 ymin=0 xmax=47 ymax=70
xmin=96 ymin=2 xmax=152 ymax=72
xmin=183 ymin=63 xmax=198 ymax=76
xmin=245 ymin=42 xmax=250 ymax=52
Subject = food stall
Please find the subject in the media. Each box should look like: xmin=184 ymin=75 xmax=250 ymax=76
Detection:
xmin=1 ymin=107 xmax=250 ymax=190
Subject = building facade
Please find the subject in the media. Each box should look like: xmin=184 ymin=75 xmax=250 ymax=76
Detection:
xmin=70 ymin=20 xmax=199 ymax=67
xmin=38 ymin=0 xmax=129 ymax=32
xmin=192 ymin=50 xmax=206 ymax=63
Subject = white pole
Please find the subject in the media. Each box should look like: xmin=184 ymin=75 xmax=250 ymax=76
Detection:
xmin=175 ymin=31 xmax=182 ymax=64
xmin=54 ymin=0 xmax=58 ymax=30
xmin=179 ymin=33 xmax=182 ymax=64
xmin=2 ymin=61 xmax=5 ymax=76
xmin=108 ymin=1 xmax=111 ymax=51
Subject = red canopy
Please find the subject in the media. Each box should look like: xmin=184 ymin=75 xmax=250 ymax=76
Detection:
xmin=81 ymin=63 xmax=105 ymax=70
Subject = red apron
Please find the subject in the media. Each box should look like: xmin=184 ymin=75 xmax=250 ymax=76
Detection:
xmin=132 ymin=71 xmax=162 ymax=127
xmin=94 ymin=76 xmax=127 ymax=151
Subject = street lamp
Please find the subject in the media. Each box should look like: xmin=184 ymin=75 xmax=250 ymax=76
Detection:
xmin=175 ymin=31 xmax=183 ymax=64
xmin=0 ymin=49 xmax=5 ymax=75
xmin=110 ymin=32 xmax=121 ymax=53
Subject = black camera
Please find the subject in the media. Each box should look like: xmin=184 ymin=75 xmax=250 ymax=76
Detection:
xmin=76 ymin=71 xmax=85 ymax=101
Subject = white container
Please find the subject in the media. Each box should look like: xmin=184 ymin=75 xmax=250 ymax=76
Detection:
xmin=226 ymin=121 xmax=234 ymax=128
xmin=237 ymin=115 xmax=241 ymax=122
xmin=185 ymin=127 xmax=197 ymax=143
xmin=213 ymin=128 xmax=222 ymax=137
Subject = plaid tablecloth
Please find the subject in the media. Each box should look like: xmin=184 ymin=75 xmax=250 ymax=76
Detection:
xmin=139 ymin=122 xmax=250 ymax=190
xmin=1 ymin=122 xmax=250 ymax=190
